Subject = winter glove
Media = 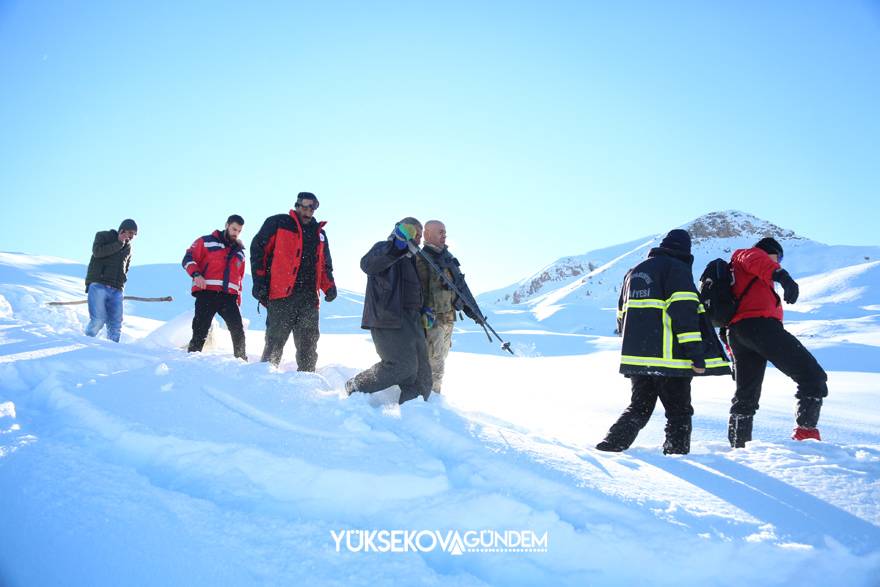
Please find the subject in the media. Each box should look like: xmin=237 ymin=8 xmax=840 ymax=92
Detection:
xmin=252 ymin=278 xmax=269 ymax=306
xmin=773 ymin=269 xmax=799 ymax=304
xmin=421 ymin=306 xmax=436 ymax=329
xmin=392 ymin=222 xmax=418 ymax=251
xmin=324 ymin=285 xmax=337 ymax=302
xmin=463 ymin=304 xmax=484 ymax=325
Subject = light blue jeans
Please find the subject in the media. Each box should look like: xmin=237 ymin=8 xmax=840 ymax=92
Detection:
xmin=85 ymin=283 xmax=124 ymax=342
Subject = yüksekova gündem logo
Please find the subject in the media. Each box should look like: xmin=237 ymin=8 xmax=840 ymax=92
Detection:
xmin=331 ymin=529 xmax=549 ymax=556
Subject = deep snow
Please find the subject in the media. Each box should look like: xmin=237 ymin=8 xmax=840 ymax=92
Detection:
xmin=1 ymin=251 xmax=879 ymax=586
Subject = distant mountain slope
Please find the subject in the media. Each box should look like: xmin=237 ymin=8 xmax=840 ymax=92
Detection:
xmin=0 ymin=253 xmax=366 ymax=334
xmin=477 ymin=211 xmax=880 ymax=334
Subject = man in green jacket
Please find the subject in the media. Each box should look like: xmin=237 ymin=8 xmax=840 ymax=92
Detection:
xmin=415 ymin=220 xmax=483 ymax=394
xmin=84 ymin=219 xmax=137 ymax=342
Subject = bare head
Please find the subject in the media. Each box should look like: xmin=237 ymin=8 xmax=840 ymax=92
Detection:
xmin=118 ymin=219 xmax=138 ymax=243
xmin=225 ymin=214 xmax=244 ymax=240
xmin=423 ymin=220 xmax=446 ymax=248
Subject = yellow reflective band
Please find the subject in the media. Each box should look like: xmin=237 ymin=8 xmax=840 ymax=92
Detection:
xmin=662 ymin=309 xmax=673 ymax=359
xmin=621 ymin=355 xmax=694 ymax=369
xmin=667 ymin=291 xmax=700 ymax=304
xmin=625 ymin=299 xmax=666 ymax=310
xmin=625 ymin=293 xmax=699 ymax=310
xmin=677 ymin=332 xmax=702 ymax=343
xmin=698 ymin=304 xmax=706 ymax=314
xmin=621 ymin=355 xmax=731 ymax=369
xmin=705 ymin=358 xmax=731 ymax=368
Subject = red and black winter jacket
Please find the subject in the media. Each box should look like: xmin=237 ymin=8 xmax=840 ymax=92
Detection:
xmin=182 ymin=230 xmax=247 ymax=304
xmin=250 ymin=211 xmax=334 ymax=302
xmin=729 ymin=247 xmax=783 ymax=325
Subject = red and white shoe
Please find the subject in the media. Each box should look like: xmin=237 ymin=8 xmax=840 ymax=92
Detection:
xmin=792 ymin=426 xmax=821 ymax=441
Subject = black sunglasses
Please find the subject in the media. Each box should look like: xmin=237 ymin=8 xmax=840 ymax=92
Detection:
xmin=296 ymin=201 xmax=318 ymax=211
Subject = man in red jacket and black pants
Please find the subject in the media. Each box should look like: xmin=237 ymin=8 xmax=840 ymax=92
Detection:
xmin=182 ymin=214 xmax=248 ymax=360
xmin=727 ymin=237 xmax=827 ymax=447
xmin=250 ymin=192 xmax=337 ymax=370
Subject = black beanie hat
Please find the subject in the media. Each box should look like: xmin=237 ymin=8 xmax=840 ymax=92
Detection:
xmin=754 ymin=237 xmax=784 ymax=258
xmin=660 ymin=229 xmax=692 ymax=253
xmin=118 ymin=219 xmax=138 ymax=233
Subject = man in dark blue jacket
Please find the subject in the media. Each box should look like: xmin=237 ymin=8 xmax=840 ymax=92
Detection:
xmin=597 ymin=229 xmax=731 ymax=455
xmin=345 ymin=218 xmax=433 ymax=404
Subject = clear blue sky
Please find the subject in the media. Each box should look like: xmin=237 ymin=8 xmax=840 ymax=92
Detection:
xmin=2 ymin=1 xmax=878 ymax=293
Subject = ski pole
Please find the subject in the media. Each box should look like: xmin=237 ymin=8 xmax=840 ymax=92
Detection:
xmin=407 ymin=241 xmax=514 ymax=355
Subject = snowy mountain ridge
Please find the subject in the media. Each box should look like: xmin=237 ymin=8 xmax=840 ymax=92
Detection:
xmin=484 ymin=211 xmax=814 ymax=307
xmin=478 ymin=210 xmax=880 ymax=335
xmin=685 ymin=210 xmax=802 ymax=244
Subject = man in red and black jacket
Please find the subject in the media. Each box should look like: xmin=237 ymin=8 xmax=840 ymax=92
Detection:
xmin=727 ymin=237 xmax=828 ymax=447
xmin=250 ymin=192 xmax=337 ymax=370
xmin=182 ymin=214 xmax=247 ymax=360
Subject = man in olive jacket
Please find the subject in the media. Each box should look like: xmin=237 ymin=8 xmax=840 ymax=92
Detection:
xmin=84 ymin=219 xmax=137 ymax=342
xmin=415 ymin=220 xmax=483 ymax=394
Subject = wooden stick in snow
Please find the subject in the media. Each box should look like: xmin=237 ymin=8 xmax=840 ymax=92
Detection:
xmin=47 ymin=296 xmax=174 ymax=306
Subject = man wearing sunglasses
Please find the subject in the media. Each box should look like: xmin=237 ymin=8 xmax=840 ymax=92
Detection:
xmin=250 ymin=192 xmax=337 ymax=370
xmin=726 ymin=237 xmax=828 ymax=447
xmin=84 ymin=218 xmax=137 ymax=342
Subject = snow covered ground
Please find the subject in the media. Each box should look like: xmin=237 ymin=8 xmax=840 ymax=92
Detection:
xmin=1 ymin=252 xmax=879 ymax=586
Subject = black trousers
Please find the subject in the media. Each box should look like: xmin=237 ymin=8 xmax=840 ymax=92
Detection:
xmin=603 ymin=375 xmax=694 ymax=453
xmin=261 ymin=292 xmax=320 ymax=370
xmin=350 ymin=308 xmax=433 ymax=404
xmin=188 ymin=291 xmax=246 ymax=359
xmin=728 ymin=318 xmax=827 ymax=426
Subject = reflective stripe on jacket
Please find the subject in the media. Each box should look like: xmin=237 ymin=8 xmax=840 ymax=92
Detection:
xmin=617 ymin=247 xmax=731 ymax=377
xmin=182 ymin=229 xmax=246 ymax=303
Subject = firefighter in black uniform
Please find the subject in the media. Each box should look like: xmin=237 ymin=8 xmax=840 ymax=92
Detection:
xmin=597 ymin=229 xmax=730 ymax=455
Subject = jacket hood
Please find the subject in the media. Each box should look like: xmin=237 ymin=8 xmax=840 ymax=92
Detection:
xmin=648 ymin=246 xmax=694 ymax=268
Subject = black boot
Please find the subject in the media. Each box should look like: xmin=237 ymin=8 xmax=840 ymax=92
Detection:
xmin=728 ymin=414 xmax=753 ymax=448
xmin=796 ymin=397 xmax=822 ymax=428
xmin=596 ymin=421 xmax=640 ymax=452
xmin=344 ymin=378 xmax=358 ymax=396
xmin=663 ymin=417 xmax=692 ymax=455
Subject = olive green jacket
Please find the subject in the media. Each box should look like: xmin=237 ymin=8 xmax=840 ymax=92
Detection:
xmin=416 ymin=244 xmax=458 ymax=323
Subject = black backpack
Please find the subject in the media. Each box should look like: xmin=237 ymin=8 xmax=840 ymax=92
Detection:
xmin=699 ymin=258 xmax=757 ymax=328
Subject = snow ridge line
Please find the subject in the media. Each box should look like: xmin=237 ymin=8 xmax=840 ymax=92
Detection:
xmin=201 ymin=384 xmax=348 ymax=439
